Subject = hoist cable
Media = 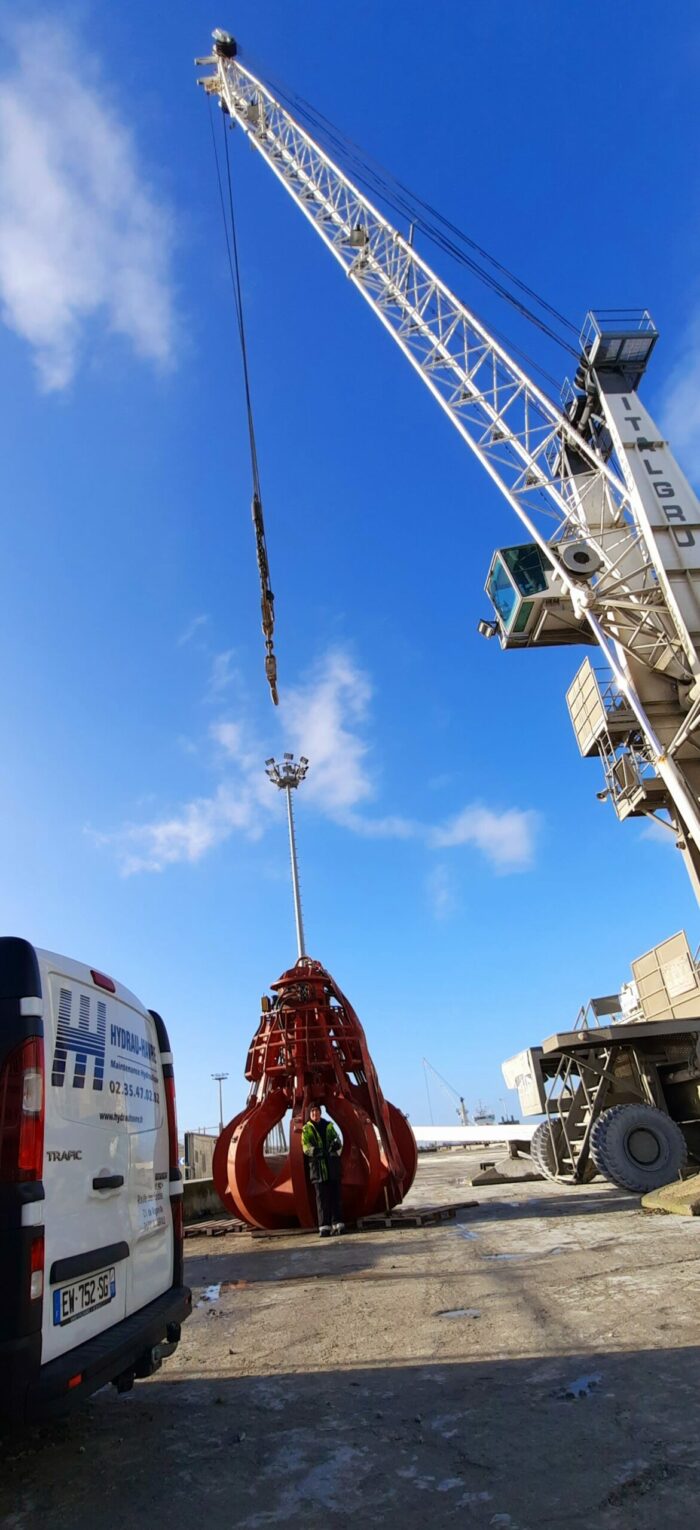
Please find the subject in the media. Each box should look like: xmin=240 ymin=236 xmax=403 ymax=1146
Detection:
xmin=207 ymin=98 xmax=279 ymax=705
xmin=245 ymin=57 xmax=580 ymax=359
xmin=284 ymin=83 xmax=575 ymax=338
xmin=288 ymin=79 xmax=579 ymax=335
xmin=244 ymin=64 xmax=567 ymax=389
xmin=220 ymin=112 xmax=262 ymax=496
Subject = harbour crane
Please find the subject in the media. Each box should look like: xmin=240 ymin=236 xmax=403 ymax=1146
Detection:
xmin=197 ymin=33 xmax=700 ymax=903
xmin=422 ymin=1059 xmax=470 ymax=1127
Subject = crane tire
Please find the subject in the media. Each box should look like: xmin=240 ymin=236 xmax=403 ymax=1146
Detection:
xmin=590 ymin=1103 xmax=687 ymax=1193
xmin=530 ymin=1120 xmax=597 ymax=1183
xmin=530 ymin=1121 xmax=562 ymax=1181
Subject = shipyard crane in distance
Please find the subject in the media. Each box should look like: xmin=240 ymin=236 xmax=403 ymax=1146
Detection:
xmin=197 ymin=32 xmax=700 ymax=903
xmin=422 ymin=1059 xmax=470 ymax=1128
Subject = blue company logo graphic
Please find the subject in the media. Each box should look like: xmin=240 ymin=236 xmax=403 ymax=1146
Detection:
xmin=51 ymin=989 xmax=107 ymax=1091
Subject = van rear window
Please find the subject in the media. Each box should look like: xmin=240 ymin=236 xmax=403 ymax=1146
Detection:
xmin=48 ymin=977 xmax=163 ymax=1133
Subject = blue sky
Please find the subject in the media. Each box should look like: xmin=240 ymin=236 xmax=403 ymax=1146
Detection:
xmin=1 ymin=1 xmax=700 ymax=1132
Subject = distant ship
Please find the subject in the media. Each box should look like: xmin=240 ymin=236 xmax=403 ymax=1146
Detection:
xmin=473 ymin=1102 xmax=496 ymax=1125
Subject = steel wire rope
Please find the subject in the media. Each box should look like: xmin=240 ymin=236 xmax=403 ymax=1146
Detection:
xmin=288 ymin=83 xmax=580 ymax=336
xmin=244 ymin=56 xmax=580 ymax=361
xmin=297 ymin=107 xmax=574 ymax=350
xmin=241 ymin=62 xmax=578 ymax=388
xmin=228 ymin=49 xmax=579 ymax=388
xmin=271 ymin=87 xmax=569 ymax=388
xmin=208 ymin=98 xmax=279 ymax=704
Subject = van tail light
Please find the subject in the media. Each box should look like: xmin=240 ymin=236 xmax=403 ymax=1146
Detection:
xmin=149 ymin=1012 xmax=184 ymax=1286
xmin=171 ymin=1195 xmax=183 ymax=1244
xmin=171 ymin=1193 xmax=184 ymax=1287
xmin=29 ymin=1232 xmax=44 ymax=1301
xmin=164 ymin=1069 xmax=179 ymax=1178
xmin=164 ymin=1066 xmax=184 ymax=1283
xmin=0 ymin=1036 xmax=44 ymax=1182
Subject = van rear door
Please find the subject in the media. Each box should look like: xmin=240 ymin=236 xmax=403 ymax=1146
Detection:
xmin=118 ymin=1008 xmax=174 ymax=1316
xmin=40 ymin=955 xmax=131 ymax=1365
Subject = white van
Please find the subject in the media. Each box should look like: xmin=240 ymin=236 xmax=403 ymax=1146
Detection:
xmin=0 ymin=938 xmax=191 ymax=1422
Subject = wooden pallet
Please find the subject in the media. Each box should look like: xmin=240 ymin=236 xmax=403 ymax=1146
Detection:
xmin=250 ymin=1225 xmax=318 ymax=1240
xmin=184 ymin=1218 xmax=250 ymax=1239
xmin=202 ymin=1198 xmax=481 ymax=1240
xmin=356 ymin=1199 xmax=479 ymax=1230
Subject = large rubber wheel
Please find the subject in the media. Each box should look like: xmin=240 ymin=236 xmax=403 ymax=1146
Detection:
xmin=530 ymin=1121 xmax=562 ymax=1181
xmin=590 ymin=1103 xmax=688 ymax=1193
xmin=530 ymin=1120 xmax=597 ymax=1183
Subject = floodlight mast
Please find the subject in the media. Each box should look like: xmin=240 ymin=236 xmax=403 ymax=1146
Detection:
xmin=265 ymin=754 xmax=309 ymax=959
xmin=198 ymin=35 xmax=700 ymax=899
xmin=212 ymin=1071 xmax=228 ymax=1134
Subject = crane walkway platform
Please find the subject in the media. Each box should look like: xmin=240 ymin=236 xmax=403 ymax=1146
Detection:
xmin=541 ymin=1016 xmax=700 ymax=1053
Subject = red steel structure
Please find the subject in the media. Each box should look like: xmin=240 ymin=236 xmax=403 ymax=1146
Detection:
xmin=212 ymin=957 xmax=417 ymax=1228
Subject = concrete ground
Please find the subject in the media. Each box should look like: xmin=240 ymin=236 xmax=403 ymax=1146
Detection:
xmin=2 ymin=1148 xmax=700 ymax=1529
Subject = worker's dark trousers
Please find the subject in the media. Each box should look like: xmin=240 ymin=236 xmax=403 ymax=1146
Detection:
xmin=314 ymin=1179 xmax=342 ymax=1227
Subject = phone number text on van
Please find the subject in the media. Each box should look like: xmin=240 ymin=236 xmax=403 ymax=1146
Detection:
xmin=109 ymin=1080 xmax=160 ymax=1103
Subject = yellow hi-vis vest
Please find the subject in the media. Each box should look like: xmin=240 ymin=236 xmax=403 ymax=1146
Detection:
xmin=301 ymin=1119 xmax=341 ymax=1181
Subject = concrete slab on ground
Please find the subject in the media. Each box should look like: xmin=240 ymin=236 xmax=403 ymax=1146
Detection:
xmin=642 ymin=1170 xmax=700 ymax=1216
xmin=2 ymin=1148 xmax=699 ymax=1530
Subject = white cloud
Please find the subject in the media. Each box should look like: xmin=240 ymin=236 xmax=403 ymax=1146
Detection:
xmin=640 ymin=816 xmax=676 ymax=846
xmin=340 ymin=811 xmax=417 ymax=839
xmin=0 ymin=19 xmax=176 ymax=389
xmin=178 ymin=615 xmax=209 ymax=648
xmin=341 ymin=800 xmax=539 ymax=873
xmin=210 ymin=719 xmax=262 ymax=777
xmin=96 ymin=647 xmax=541 ymax=877
xmin=176 ymin=735 xmax=199 ymax=758
xmin=207 ymin=650 xmax=239 ymax=700
xmin=95 ymin=782 xmax=268 ymax=876
xmin=660 ymin=313 xmax=700 ymax=484
xmin=210 ymin=721 xmax=245 ymax=760
xmin=426 ymin=864 xmax=456 ymax=920
xmin=281 ymin=649 xmax=374 ymax=814
xmin=97 ymin=711 xmax=270 ymax=874
xmin=432 ymin=803 xmax=539 ymax=872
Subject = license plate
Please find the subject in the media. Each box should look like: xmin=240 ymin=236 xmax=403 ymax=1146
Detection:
xmin=53 ymin=1267 xmax=116 ymax=1327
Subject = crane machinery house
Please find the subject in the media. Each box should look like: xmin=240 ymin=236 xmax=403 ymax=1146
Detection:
xmin=0 ymin=938 xmax=191 ymax=1423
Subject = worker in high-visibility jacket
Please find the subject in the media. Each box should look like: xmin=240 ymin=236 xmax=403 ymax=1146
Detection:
xmin=301 ymin=1103 xmax=345 ymax=1237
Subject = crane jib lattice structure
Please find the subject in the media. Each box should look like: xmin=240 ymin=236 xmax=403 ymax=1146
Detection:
xmin=197 ymin=33 xmax=700 ymax=900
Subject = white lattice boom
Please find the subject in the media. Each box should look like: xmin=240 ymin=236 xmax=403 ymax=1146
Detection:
xmin=197 ymin=36 xmax=700 ymax=884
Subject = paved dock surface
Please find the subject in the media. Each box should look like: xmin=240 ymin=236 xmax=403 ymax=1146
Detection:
xmin=2 ymin=1150 xmax=700 ymax=1528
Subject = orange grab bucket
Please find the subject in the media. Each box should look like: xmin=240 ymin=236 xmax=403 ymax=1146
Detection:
xmin=212 ymin=957 xmax=417 ymax=1229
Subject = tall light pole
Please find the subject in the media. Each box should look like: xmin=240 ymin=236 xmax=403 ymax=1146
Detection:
xmin=212 ymin=1072 xmax=228 ymax=1134
xmin=265 ymin=753 xmax=309 ymax=958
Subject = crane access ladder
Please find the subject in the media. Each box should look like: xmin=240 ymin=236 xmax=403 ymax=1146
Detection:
xmin=539 ymin=1049 xmax=615 ymax=1182
xmin=536 ymin=1035 xmax=666 ymax=1183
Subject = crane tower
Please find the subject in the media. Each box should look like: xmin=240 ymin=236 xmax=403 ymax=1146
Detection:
xmin=197 ymin=33 xmax=700 ymax=901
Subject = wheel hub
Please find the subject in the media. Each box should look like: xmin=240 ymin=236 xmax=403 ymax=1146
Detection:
xmin=626 ymin=1127 xmax=661 ymax=1166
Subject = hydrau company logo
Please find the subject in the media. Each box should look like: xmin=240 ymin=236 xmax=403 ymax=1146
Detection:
xmin=51 ymin=988 xmax=107 ymax=1092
